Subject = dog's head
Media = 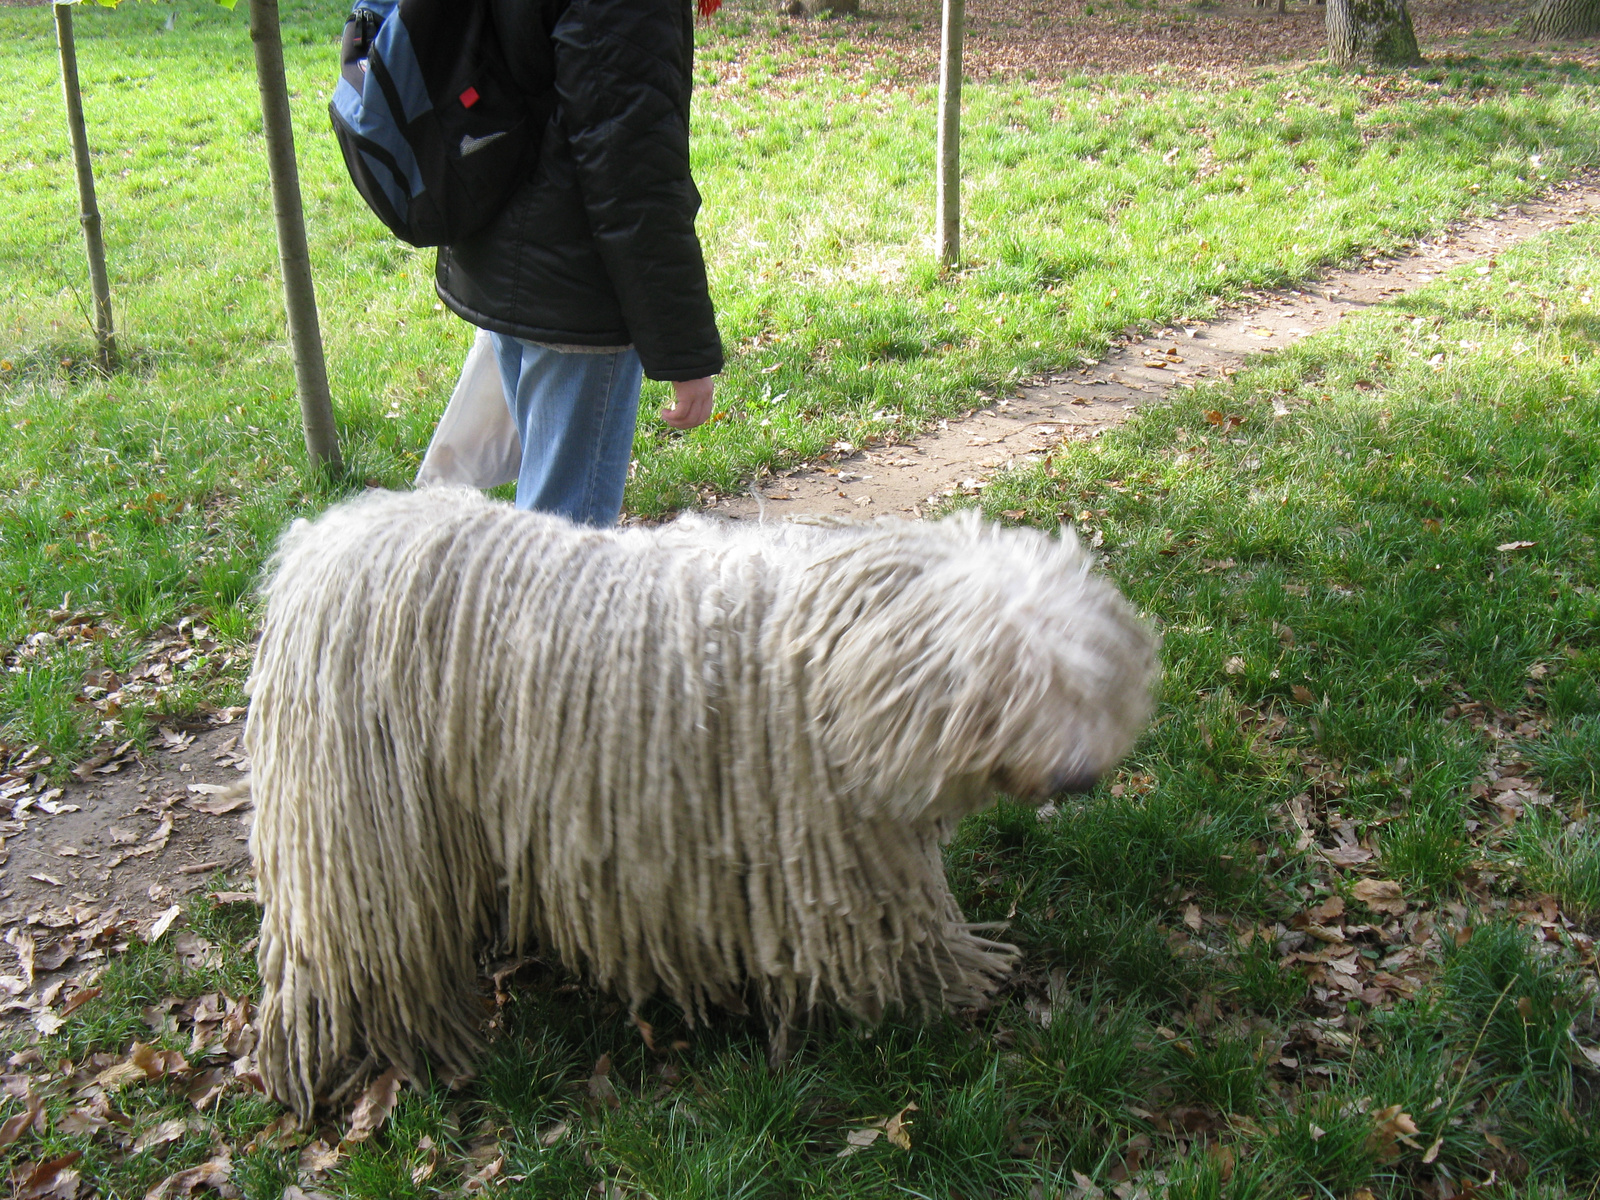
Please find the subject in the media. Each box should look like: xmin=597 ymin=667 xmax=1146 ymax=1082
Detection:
xmin=797 ymin=512 xmax=1160 ymax=826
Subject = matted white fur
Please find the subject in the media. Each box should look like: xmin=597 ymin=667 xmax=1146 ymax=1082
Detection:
xmin=247 ymin=487 xmax=1159 ymax=1115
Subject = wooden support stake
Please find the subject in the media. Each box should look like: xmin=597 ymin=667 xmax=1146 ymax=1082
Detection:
xmin=936 ymin=0 xmax=964 ymax=267
xmin=54 ymin=3 xmax=118 ymax=374
xmin=248 ymin=0 xmax=342 ymax=471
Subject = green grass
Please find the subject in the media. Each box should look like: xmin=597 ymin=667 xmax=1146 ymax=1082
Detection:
xmin=8 ymin=0 xmax=1600 ymax=759
xmin=5 ymin=166 xmax=1600 ymax=1200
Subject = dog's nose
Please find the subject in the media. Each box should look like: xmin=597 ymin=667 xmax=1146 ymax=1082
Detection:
xmin=1049 ymin=769 xmax=1100 ymax=796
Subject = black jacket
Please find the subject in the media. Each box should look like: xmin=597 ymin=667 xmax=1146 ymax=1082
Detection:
xmin=435 ymin=0 xmax=723 ymax=382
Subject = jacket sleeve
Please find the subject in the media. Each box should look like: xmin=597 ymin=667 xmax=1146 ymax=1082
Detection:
xmin=551 ymin=0 xmax=724 ymax=381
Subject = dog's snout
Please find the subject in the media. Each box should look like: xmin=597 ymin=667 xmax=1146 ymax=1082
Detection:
xmin=1050 ymin=769 xmax=1100 ymax=796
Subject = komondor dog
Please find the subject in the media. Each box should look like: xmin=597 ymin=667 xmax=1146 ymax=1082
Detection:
xmin=246 ymin=487 xmax=1159 ymax=1116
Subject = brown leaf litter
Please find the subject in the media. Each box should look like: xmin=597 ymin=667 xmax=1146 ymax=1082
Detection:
xmin=713 ymin=0 xmax=1565 ymax=89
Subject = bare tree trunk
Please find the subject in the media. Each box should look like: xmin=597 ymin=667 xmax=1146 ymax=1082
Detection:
xmin=54 ymin=3 xmax=118 ymax=374
xmin=247 ymin=0 xmax=342 ymax=472
xmin=1522 ymin=0 xmax=1600 ymax=39
xmin=936 ymin=0 xmax=964 ymax=267
xmin=1326 ymin=0 xmax=1422 ymax=64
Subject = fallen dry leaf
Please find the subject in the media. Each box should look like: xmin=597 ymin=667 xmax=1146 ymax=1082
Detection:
xmin=1351 ymin=879 xmax=1407 ymax=915
xmin=56 ymin=1095 xmax=127 ymax=1138
xmin=587 ymin=1053 xmax=620 ymax=1111
xmin=1207 ymin=1142 xmax=1235 ymax=1182
xmin=171 ymin=931 xmax=216 ymax=971
xmin=1368 ymin=1103 xmax=1422 ymax=1161
xmin=93 ymin=1060 xmax=150 ymax=1092
xmin=91 ymin=1042 xmax=191 ymax=1092
xmin=410 ymin=1134 xmax=438 ymax=1185
xmin=148 ymin=906 xmax=182 ymax=943
xmin=882 ymin=1101 xmax=918 ymax=1151
xmin=158 ymin=727 xmax=194 ymax=752
xmin=298 ymin=1139 xmax=343 ymax=1177
xmin=343 ymin=1067 xmax=404 ymax=1145
xmin=132 ymin=1116 xmax=189 ymax=1154
xmin=131 ymin=1042 xmax=191 ymax=1081
xmin=463 ymin=1155 xmax=503 ymax=1193
xmin=1223 ymin=656 xmax=1247 ymax=675
xmin=141 ymin=1151 xmax=230 ymax=1200
xmin=1321 ymin=844 xmax=1375 ymax=867
xmin=244 ymin=1113 xmax=301 ymax=1155
xmin=71 ymin=739 xmax=133 ymax=781
xmin=838 ymin=1102 xmax=919 ymax=1157
xmin=837 ymin=1127 xmax=881 ymax=1157
xmin=59 ymin=987 xmax=100 ymax=1018
xmin=1292 ymin=684 xmax=1316 ymax=705
xmin=1309 ymin=895 xmax=1345 ymax=923
xmin=183 ymin=793 xmax=251 ymax=816
xmin=14 ymin=1151 xmax=82 ymax=1200
xmin=221 ymin=995 xmax=255 ymax=1058
xmin=185 ymin=1067 xmax=230 ymax=1111
xmin=1496 ymin=540 xmax=1536 ymax=552
xmin=7 ymin=928 xmax=36 ymax=985
xmin=0 ymin=1090 xmax=43 ymax=1147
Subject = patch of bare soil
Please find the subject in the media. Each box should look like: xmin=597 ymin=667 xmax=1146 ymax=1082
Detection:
xmin=748 ymin=0 xmax=1590 ymax=85
xmin=0 ymin=726 xmax=254 ymax=1029
xmin=711 ymin=172 xmax=1600 ymax=520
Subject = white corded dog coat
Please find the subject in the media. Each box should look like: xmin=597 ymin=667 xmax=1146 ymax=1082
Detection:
xmin=247 ymin=488 xmax=1158 ymax=1115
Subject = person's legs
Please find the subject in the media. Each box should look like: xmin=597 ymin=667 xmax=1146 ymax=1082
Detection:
xmin=492 ymin=334 xmax=644 ymax=525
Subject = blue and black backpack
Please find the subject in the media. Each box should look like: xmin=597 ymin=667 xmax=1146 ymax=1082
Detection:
xmin=329 ymin=0 xmax=556 ymax=248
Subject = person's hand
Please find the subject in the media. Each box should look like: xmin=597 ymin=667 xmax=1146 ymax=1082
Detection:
xmin=662 ymin=377 xmax=715 ymax=431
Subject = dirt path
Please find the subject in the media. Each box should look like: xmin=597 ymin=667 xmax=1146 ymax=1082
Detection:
xmin=711 ymin=173 xmax=1600 ymax=522
xmin=2 ymin=174 xmax=1598 ymax=1023
xmin=0 ymin=725 xmax=253 ymax=1026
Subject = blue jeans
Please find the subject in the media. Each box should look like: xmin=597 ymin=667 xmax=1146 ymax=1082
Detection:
xmin=492 ymin=333 xmax=644 ymax=526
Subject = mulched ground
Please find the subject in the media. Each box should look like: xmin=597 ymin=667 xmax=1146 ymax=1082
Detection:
xmin=722 ymin=0 xmax=1589 ymax=85
xmin=9 ymin=0 xmax=1593 ymax=78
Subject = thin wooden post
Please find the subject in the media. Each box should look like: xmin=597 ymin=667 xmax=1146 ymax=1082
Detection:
xmin=247 ymin=0 xmax=342 ymax=472
xmin=54 ymin=2 xmax=119 ymax=374
xmin=936 ymin=0 xmax=964 ymax=267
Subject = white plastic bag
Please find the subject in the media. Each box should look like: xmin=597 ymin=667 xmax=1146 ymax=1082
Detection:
xmin=414 ymin=328 xmax=522 ymax=489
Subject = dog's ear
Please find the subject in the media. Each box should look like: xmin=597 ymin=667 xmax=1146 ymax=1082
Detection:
xmin=805 ymin=613 xmax=1019 ymax=823
xmin=793 ymin=531 xmax=1053 ymax=824
xmin=793 ymin=516 xmax=1159 ymax=826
